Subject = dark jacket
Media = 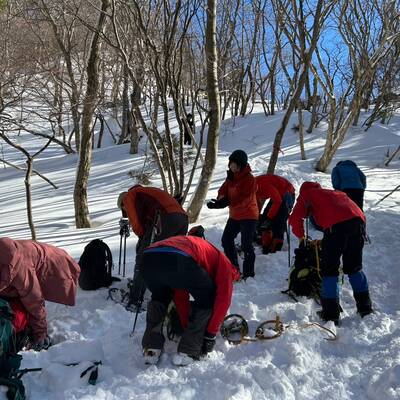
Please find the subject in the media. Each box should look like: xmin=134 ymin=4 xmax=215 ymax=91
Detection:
xmin=331 ymin=160 xmax=366 ymax=190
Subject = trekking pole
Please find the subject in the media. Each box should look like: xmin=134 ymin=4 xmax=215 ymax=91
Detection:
xmin=287 ymin=221 xmax=291 ymax=269
xmin=118 ymin=232 xmax=123 ymax=276
xmin=123 ymin=233 xmax=127 ymax=278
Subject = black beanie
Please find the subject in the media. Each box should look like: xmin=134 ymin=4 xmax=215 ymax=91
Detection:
xmin=229 ymin=149 xmax=248 ymax=168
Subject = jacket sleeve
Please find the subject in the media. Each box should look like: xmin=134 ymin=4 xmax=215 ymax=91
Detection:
xmin=288 ymin=195 xmax=307 ymax=239
xmin=265 ymin=186 xmax=283 ymax=219
xmin=12 ymin=267 xmax=48 ymax=341
xmin=206 ymin=255 xmax=235 ymax=335
xmin=331 ymin=167 xmax=340 ymax=189
xmin=217 ymin=180 xmax=228 ymax=200
xmin=173 ymin=289 xmax=190 ymax=329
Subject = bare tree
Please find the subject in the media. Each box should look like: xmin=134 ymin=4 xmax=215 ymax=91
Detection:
xmin=187 ymin=0 xmax=220 ymax=222
xmin=74 ymin=0 xmax=110 ymax=228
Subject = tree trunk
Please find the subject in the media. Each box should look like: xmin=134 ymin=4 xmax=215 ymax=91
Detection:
xmin=74 ymin=0 xmax=110 ymax=228
xmin=25 ymin=157 xmax=36 ymax=240
xmin=298 ymin=107 xmax=306 ymax=160
xmin=187 ymin=0 xmax=220 ymax=222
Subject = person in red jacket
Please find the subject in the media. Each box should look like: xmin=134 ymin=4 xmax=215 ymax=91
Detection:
xmin=140 ymin=235 xmax=240 ymax=365
xmin=118 ymin=185 xmax=189 ymax=307
xmin=207 ymin=150 xmax=258 ymax=279
xmin=256 ymin=174 xmax=295 ymax=254
xmin=0 ymin=237 xmax=80 ymax=350
xmin=288 ymin=182 xmax=373 ymax=325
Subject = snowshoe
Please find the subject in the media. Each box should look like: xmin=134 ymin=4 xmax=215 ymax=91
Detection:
xmin=143 ymin=348 xmax=162 ymax=365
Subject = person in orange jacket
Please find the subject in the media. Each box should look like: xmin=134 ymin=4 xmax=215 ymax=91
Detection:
xmin=207 ymin=150 xmax=258 ymax=279
xmin=255 ymin=174 xmax=295 ymax=254
xmin=141 ymin=234 xmax=240 ymax=365
xmin=288 ymin=182 xmax=373 ymax=325
xmin=118 ymin=185 xmax=189 ymax=307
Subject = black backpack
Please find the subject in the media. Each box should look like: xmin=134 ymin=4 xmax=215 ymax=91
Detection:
xmin=78 ymin=239 xmax=118 ymax=290
xmin=284 ymin=239 xmax=322 ymax=300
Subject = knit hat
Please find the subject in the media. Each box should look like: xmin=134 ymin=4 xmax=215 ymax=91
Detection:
xmin=229 ymin=150 xmax=248 ymax=168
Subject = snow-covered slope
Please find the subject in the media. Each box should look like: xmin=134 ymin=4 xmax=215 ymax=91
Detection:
xmin=1 ymin=108 xmax=399 ymax=399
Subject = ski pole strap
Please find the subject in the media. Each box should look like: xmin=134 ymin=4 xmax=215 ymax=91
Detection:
xmin=299 ymin=322 xmax=337 ymax=341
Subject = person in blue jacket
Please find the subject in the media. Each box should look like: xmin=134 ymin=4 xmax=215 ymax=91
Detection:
xmin=331 ymin=160 xmax=366 ymax=210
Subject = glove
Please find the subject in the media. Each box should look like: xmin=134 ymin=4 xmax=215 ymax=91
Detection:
xmin=206 ymin=198 xmax=229 ymax=209
xmin=260 ymin=218 xmax=272 ymax=231
xmin=201 ymin=331 xmax=216 ymax=355
xmin=33 ymin=335 xmax=52 ymax=351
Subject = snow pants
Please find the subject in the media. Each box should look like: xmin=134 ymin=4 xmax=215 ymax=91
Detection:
xmin=129 ymin=212 xmax=188 ymax=307
xmin=141 ymin=251 xmax=215 ymax=357
xmin=342 ymin=188 xmax=364 ymax=211
xmin=320 ymin=217 xmax=372 ymax=320
xmin=221 ymin=218 xmax=257 ymax=278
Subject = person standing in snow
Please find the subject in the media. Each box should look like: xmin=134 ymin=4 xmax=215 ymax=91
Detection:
xmin=117 ymin=185 xmax=189 ymax=308
xmin=207 ymin=150 xmax=258 ymax=279
xmin=331 ymin=160 xmax=366 ymax=210
xmin=288 ymin=182 xmax=373 ymax=325
xmin=0 ymin=237 xmax=80 ymax=351
xmin=255 ymin=174 xmax=295 ymax=254
xmin=140 ymin=234 xmax=240 ymax=365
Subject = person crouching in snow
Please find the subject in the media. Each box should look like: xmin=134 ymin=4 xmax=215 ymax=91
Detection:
xmin=288 ymin=182 xmax=373 ymax=325
xmin=255 ymin=174 xmax=295 ymax=254
xmin=0 ymin=237 xmax=80 ymax=351
xmin=207 ymin=149 xmax=258 ymax=279
xmin=118 ymin=185 xmax=189 ymax=308
xmin=140 ymin=234 xmax=240 ymax=365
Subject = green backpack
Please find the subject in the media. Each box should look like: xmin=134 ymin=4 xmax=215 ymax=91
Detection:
xmin=0 ymin=299 xmax=26 ymax=400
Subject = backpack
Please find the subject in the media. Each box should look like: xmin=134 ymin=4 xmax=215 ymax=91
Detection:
xmin=284 ymin=239 xmax=322 ymax=300
xmin=0 ymin=299 xmax=26 ymax=400
xmin=78 ymin=239 xmax=117 ymax=290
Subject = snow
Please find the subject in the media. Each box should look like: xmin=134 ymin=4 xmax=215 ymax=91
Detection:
xmin=1 ymin=107 xmax=399 ymax=399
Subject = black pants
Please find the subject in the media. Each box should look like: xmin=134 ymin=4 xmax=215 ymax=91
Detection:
xmin=141 ymin=252 xmax=215 ymax=356
xmin=321 ymin=217 xmax=365 ymax=277
xmin=129 ymin=213 xmax=189 ymax=306
xmin=342 ymin=189 xmax=364 ymax=211
xmin=221 ymin=218 xmax=257 ymax=278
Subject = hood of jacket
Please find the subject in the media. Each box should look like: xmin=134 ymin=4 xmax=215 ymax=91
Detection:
xmin=299 ymin=181 xmax=321 ymax=196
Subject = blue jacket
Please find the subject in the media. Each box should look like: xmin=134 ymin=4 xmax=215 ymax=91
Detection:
xmin=331 ymin=160 xmax=366 ymax=190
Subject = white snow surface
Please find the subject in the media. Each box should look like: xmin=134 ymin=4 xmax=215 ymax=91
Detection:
xmin=1 ymin=107 xmax=400 ymax=399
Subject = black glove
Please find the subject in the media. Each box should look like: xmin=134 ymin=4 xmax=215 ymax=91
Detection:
xmin=207 ymin=198 xmax=229 ymax=209
xmin=201 ymin=331 xmax=216 ymax=355
xmin=260 ymin=218 xmax=273 ymax=231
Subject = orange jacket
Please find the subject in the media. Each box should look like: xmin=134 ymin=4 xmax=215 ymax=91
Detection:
xmin=0 ymin=238 xmax=80 ymax=341
xmin=256 ymin=174 xmax=295 ymax=219
xmin=217 ymin=165 xmax=258 ymax=220
xmin=288 ymin=182 xmax=366 ymax=239
xmin=122 ymin=186 xmax=186 ymax=237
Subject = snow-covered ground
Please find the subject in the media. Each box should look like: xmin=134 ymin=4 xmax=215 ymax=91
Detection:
xmin=1 ymin=107 xmax=399 ymax=399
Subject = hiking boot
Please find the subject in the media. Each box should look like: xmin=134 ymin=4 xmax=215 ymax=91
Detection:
xmin=143 ymin=348 xmax=162 ymax=365
xmin=172 ymin=352 xmax=198 ymax=366
xmin=317 ymin=310 xmax=340 ymax=327
xmin=353 ymin=291 xmax=373 ymax=318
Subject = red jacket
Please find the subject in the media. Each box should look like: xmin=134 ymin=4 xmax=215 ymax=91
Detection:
xmin=217 ymin=165 xmax=258 ymax=220
xmin=256 ymin=175 xmax=295 ymax=218
xmin=122 ymin=186 xmax=186 ymax=237
xmin=0 ymin=238 xmax=80 ymax=341
xmin=148 ymin=236 xmax=240 ymax=335
xmin=288 ymin=182 xmax=366 ymax=239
